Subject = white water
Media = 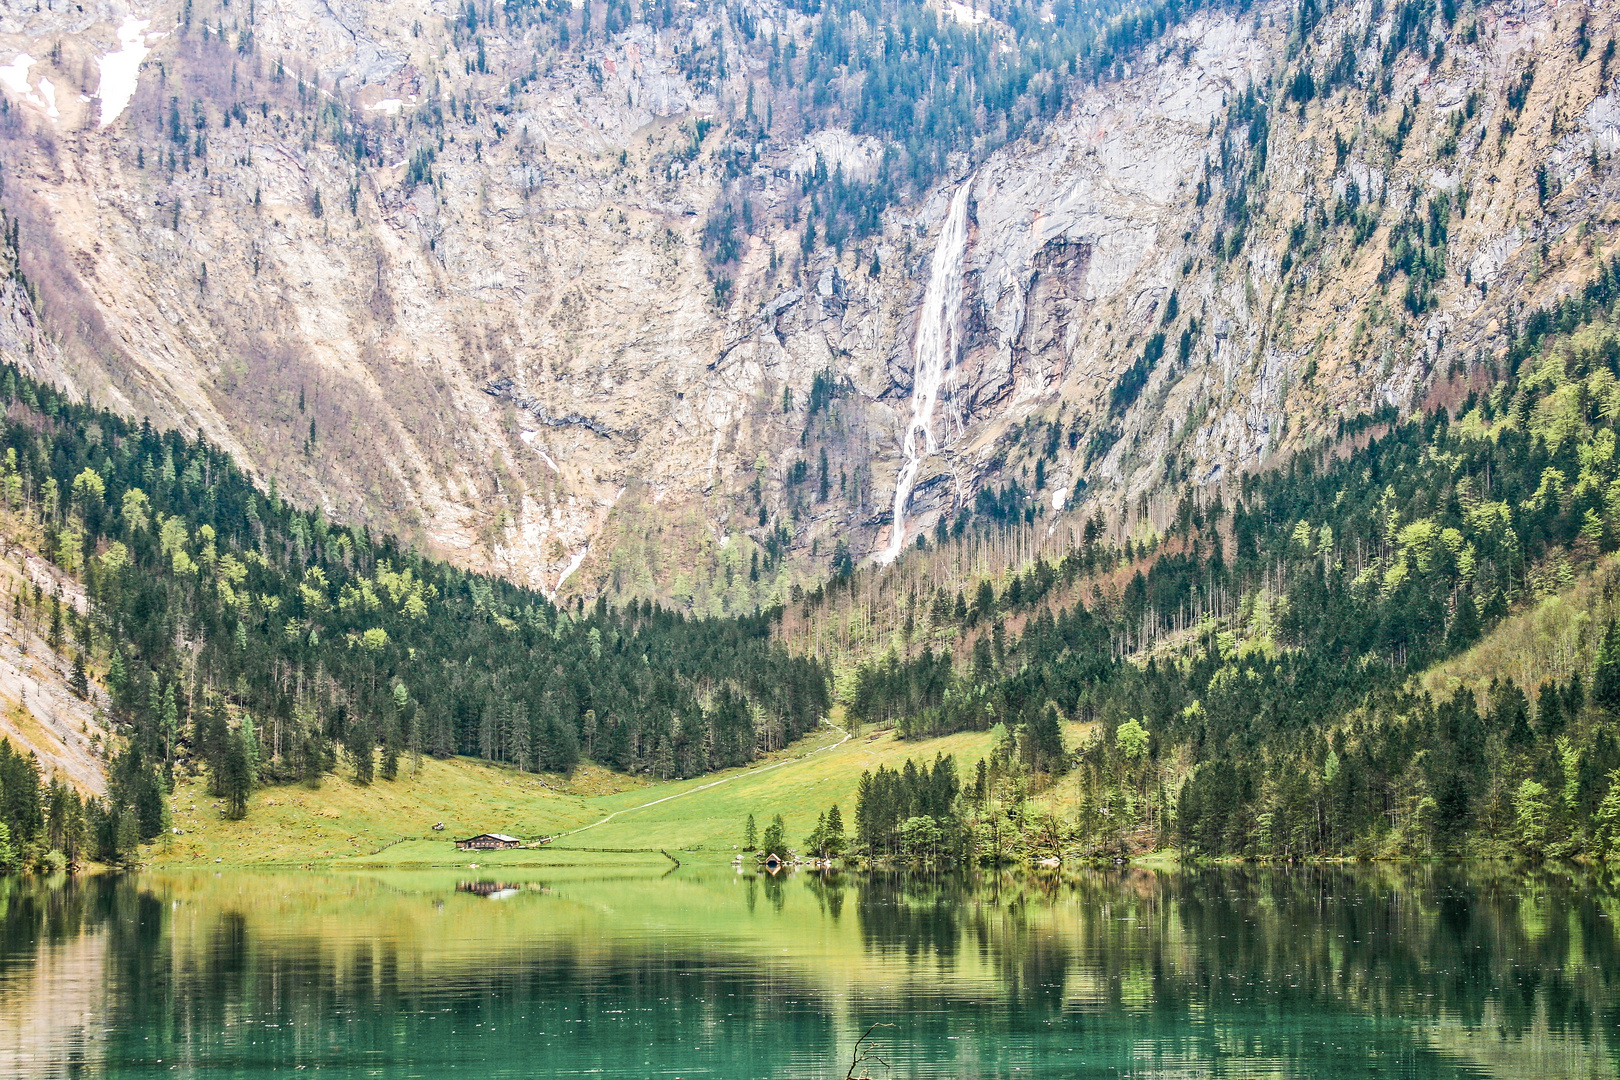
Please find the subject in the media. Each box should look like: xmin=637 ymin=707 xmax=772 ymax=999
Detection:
xmin=878 ymin=181 xmax=972 ymax=565
xmin=98 ymin=17 xmax=151 ymax=127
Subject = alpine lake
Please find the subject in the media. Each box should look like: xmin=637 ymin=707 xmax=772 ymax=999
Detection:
xmin=2 ymin=861 xmax=1618 ymax=1079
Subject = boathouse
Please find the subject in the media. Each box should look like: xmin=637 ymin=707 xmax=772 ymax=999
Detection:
xmin=456 ymin=833 xmax=522 ymax=851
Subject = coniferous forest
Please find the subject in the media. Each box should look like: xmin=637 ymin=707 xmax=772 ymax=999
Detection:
xmin=838 ymin=268 xmax=1620 ymax=865
xmin=0 ymin=366 xmax=828 ymax=866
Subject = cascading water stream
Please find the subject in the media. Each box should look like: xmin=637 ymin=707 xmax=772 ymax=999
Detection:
xmin=879 ymin=181 xmax=972 ymax=565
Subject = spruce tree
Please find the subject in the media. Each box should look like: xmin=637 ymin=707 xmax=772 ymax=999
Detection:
xmin=1535 ymin=681 xmax=1566 ymax=739
xmin=824 ymin=803 xmax=845 ymax=855
xmin=1447 ymin=590 xmax=1480 ymax=649
xmin=220 ymin=729 xmax=254 ymax=820
xmin=743 ymin=813 xmax=757 ymax=851
xmin=805 ymin=811 xmax=826 ymax=856
xmin=1023 ymin=703 xmax=1067 ymax=774
xmin=1597 ymin=620 xmax=1620 ymax=712
xmin=348 ymin=718 xmax=375 ymax=784
xmin=761 ymin=813 xmax=786 ymax=855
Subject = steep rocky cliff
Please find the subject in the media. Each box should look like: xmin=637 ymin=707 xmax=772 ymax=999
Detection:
xmin=0 ymin=0 xmax=1608 ymax=610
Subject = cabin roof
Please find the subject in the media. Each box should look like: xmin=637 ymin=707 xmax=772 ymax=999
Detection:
xmin=458 ymin=833 xmax=522 ymax=843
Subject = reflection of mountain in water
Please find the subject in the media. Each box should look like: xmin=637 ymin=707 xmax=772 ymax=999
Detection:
xmin=0 ymin=866 xmax=1616 ymax=1078
xmin=0 ymin=878 xmax=115 ymax=1078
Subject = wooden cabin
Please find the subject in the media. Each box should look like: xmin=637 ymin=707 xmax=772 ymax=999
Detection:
xmin=456 ymin=833 xmax=522 ymax=851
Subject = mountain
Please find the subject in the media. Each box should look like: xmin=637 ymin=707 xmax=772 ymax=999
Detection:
xmin=2 ymin=0 xmax=1620 ymax=868
xmin=0 ymin=0 xmax=1604 ymax=610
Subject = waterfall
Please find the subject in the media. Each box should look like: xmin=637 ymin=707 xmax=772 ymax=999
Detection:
xmin=878 ymin=181 xmax=972 ymax=565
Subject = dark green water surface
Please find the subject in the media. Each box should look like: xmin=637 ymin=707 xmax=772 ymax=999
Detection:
xmin=2 ymin=864 xmax=1617 ymax=1078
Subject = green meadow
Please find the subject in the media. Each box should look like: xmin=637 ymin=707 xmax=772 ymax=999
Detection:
xmin=145 ymin=719 xmax=1087 ymax=869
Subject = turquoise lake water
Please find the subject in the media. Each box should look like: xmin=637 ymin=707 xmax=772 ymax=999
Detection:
xmin=1 ymin=864 xmax=1616 ymax=1078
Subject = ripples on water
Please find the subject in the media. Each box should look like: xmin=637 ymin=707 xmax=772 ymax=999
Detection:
xmin=0 ymin=864 xmax=1617 ymax=1078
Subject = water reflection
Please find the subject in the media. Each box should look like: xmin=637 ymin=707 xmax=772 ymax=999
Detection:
xmin=0 ymin=864 xmax=1615 ymax=1078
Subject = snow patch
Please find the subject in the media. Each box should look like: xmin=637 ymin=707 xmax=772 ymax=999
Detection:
xmin=552 ymin=546 xmax=589 ymax=598
xmin=518 ymin=430 xmax=561 ymax=472
xmin=789 ymin=130 xmax=885 ymax=182
xmin=37 ymin=78 xmax=57 ymax=119
xmin=942 ymin=0 xmax=993 ymax=25
xmin=366 ymin=98 xmax=403 ymax=115
xmin=0 ymin=54 xmax=34 ymax=97
xmin=98 ymin=17 xmax=152 ymax=127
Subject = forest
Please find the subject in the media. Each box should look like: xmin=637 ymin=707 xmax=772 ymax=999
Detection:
xmin=0 ymin=366 xmax=828 ymax=867
xmin=837 ymin=264 xmax=1620 ymax=864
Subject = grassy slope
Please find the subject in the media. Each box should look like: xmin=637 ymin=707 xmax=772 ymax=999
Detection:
xmin=1420 ymin=554 xmax=1619 ymax=704
xmin=147 ymin=717 xmax=1100 ymax=868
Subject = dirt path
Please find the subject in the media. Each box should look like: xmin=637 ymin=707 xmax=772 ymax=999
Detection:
xmin=549 ymin=723 xmax=852 ymax=842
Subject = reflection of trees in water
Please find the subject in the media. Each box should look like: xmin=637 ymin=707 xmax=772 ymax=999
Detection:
xmin=0 ymin=874 xmax=129 ymax=1078
xmin=0 ymin=873 xmax=120 ymax=979
xmin=855 ymin=871 xmax=968 ymax=964
xmin=801 ymin=870 xmax=847 ymax=920
xmin=1154 ymin=864 xmax=1620 ymax=1044
xmin=1 ymin=876 xmax=840 ymax=1073
xmin=845 ymin=864 xmax=1620 ymax=1072
xmin=761 ymin=869 xmax=787 ymax=913
xmin=5 ymin=867 xmax=1620 ymax=1076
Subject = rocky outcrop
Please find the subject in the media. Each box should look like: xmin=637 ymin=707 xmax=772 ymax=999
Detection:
xmin=0 ymin=0 xmax=1607 ymax=606
xmin=0 ymin=547 xmax=111 ymax=795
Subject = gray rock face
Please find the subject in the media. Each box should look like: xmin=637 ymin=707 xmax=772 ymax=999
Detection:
xmin=0 ymin=0 xmax=1602 ymax=605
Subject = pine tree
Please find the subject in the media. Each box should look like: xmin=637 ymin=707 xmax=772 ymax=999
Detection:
xmin=115 ymin=809 xmax=140 ymax=863
xmin=805 ymin=811 xmax=826 ymax=855
xmin=220 ymin=728 xmax=255 ymax=820
xmin=381 ymin=731 xmax=400 ymax=781
xmin=160 ymin=683 xmax=179 ymax=765
xmin=1447 ymin=590 xmax=1480 ymax=649
xmin=69 ymin=653 xmax=88 ymax=699
xmin=349 ymin=717 xmax=375 ymax=784
xmin=1023 ymin=703 xmax=1067 ymax=774
xmin=761 ymin=813 xmax=786 ymax=855
xmin=854 ymin=770 xmax=874 ymax=851
xmin=1535 ymin=681 xmax=1566 ymax=739
xmin=201 ymin=699 xmax=229 ymax=787
xmin=1565 ymin=673 xmax=1587 ymax=721
xmin=824 ymin=803 xmax=845 ymax=856
xmin=506 ymin=701 xmax=531 ymax=772
xmin=1597 ymin=619 xmax=1620 ymax=712
xmin=743 ymin=813 xmax=757 ymax=850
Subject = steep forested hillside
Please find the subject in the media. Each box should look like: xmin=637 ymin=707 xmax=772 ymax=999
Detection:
xmin=0 ymin=368 xmax=828 ymax=866
xmin=831 ymin=266 xmax=1620 ymax=862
